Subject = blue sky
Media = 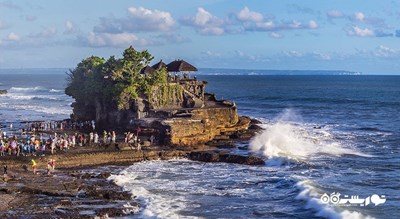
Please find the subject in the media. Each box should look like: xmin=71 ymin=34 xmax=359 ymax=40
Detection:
xmin=0 ymin=0 xmax=400 ymax=74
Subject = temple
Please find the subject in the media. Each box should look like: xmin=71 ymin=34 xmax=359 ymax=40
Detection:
xmin=66 ymin=48 xmax=251 ymax=147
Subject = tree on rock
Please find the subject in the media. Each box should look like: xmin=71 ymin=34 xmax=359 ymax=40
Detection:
xmin=65 ymin=46 xmax=169 ymax=125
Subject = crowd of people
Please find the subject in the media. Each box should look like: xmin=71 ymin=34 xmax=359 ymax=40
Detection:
xmin=0 ymin=120 xmax=156 ymax=159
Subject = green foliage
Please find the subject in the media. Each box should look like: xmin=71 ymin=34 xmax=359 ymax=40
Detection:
xmin=65 ymin=56 xmax=105 ymax=102
xmin=65 ymin=46 xmax=171 ymax=111
xmin=149 ymin=83 xmax=183 ymax=108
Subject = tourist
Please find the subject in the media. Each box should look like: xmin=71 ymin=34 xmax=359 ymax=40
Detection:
xmin=149 ymin=135 xmax=155 ymax=145
xmin=111 ymin=131 xmax=116 ymax=143
xmin=103 ymin=130 xmax=107 ymax=144
xmin=106 ymin=132 xmax=111 ymax=144
xmin=89 ymin=132 xmax=94 ymax=144
xmin=137 ymin=139 xmax=141 ymax=151
xmin=50 ymin=138 xmax=56 ymax=154
xmin=72 ymin=134 xmax=76 ymax=147
xmin=134 ymin=134 xmax=138 ymax=144
xmin=78 ymin=134 xmax=83 ymax=147
xmin=94 ymin=132 xmax=99 ymax=145
xmin=31 ymin=159 xmax=37 ymax=175
xmin=40 ymin=142 xmax=46 ymax=156
xmin=0 ymin=139 xmax=4 ymax=156
xmin=46 ymin=160 xmax=52 ymax=176
xmin=3 ymin=165 xmax=7 ymax=178
xmin=124 ymin=132 xmax=129 ymax=143
xmin=10 ymin=139 xmax=17 ymax=155
xmin=30 ymin=141 xmax=35 ymax=156
xmin=51 ymin=159 xmax=56 ymax=172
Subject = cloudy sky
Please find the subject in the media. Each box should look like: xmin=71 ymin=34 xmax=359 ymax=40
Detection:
xmin=0 ymin=0 xmax=399 ymax=74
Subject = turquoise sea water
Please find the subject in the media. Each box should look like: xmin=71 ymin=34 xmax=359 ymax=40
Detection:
xmin=0 ymin=70 xmax=399 ymax=218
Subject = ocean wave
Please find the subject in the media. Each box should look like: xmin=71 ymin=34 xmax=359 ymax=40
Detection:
xmin=10 ymin=104 xmax=72 ymax=115
xmin=49 ymin=89 xmax=62 ymax=93
xmin=6 ymin=94 xmax=64 ymax=101
xmin=295 ymin=180 xmax=375 ymax=219
xmin=9 ymin=86 xmax=47 ymax=92
xmin=109 ymin=160 xmax=190 ymax=218
xmin=250 ymin=109 xmax=372 ymax=161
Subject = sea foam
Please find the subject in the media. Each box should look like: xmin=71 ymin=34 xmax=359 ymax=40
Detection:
xmin=295 ymin=180 xmax=375 ymax=219
xmin=9 ymin=86 xmax=46 ymax=92
xmin=250 ymin=109 xmax=372 ymax=161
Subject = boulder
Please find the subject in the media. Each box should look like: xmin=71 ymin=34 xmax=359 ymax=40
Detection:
xmin=0 ymin=90 xmax=7 ymax=95
xmin=188 ymin=151 xmax=265 ymax=165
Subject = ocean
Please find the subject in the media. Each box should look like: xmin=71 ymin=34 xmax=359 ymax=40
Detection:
xmin=0 ymin=69 xmax=399 ymax=219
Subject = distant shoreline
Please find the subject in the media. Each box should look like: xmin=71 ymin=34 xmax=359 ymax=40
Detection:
xmin=1 ymin=67 xmax=400 ymax=75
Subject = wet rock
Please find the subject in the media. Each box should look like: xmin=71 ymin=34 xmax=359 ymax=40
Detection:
xmin=116 ymin=143 xmax=134 ymax=151
xmin=188 ymin=151 xmax=265 ymax=165
xmin=0 ymin=90 xmax=7 ymax=95
xmin=206 ymin=140 xmax=236 ymax=148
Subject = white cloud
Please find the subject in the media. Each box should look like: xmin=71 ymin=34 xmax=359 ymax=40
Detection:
xmin=327 ymin=10 xmax=345 ymax=18
xmin=64 ymin=20 xmax=75 ymax=34
xmin=199 ymin=26 xmax=224 ymax=35
xmin=269 ymin=32 xmax=282 ymax=39
xmin=234 ymin=50 xmax=259 ymax=61
xmin=347 ymin=26 xmax=374 ymax=37
xmin=29 ymin=27 xmax=57 ymax=38
xmin=94 ymin=7 xmax=175 ymax=33
xmin=308 ymin=20 xmax=318 ymax=29
xmin=84 ymin=32 xmax=151 ymax=47
xmin=285 ymin=50 xmax=304 ymax=58
xmin=313 ymin=52 xmax=331 ymax=60
xmin=194 ymin=7 xmax=213 ymax=26
xmin=374 ymin=45 xmax=399 ymax=58
xmin=354 ymin=12 xmax=365 ymax=22
xmin=5 ymin=32 xmax=20 ymax=41
xmin=236 ymin=7 xmax=263 ymax=22
xmin=127 ymin=7 xmax=175 ymax=32
xmin=181 ymin=7 xmax=225 ymax=35
xmin=202 ymin=50 xmax=221 ymax=57
xmin=255 ymin=21 xmax=275 ymax=30
xmin=289 ymin=20 xmax=302 ymax=29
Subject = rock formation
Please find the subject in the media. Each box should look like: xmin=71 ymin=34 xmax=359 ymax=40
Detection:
xmin=0 ymin=89 xmax=7 ymax=95
xmin=65 ymin=47 xmax=251 ymax=147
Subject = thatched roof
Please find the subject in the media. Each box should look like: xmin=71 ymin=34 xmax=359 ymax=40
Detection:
xmin=140 ymin=65 xmax=156 ymax=75
xmin=167 ymin=60 xmax=198 ymax=72
xmin=151 ymin=60 xmax=167 ymax=70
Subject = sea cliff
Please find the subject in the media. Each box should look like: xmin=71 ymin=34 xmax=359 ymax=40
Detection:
xmin=65 ymin=47 xmax=251 ymax=147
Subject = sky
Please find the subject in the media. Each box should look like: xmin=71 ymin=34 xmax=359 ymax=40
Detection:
xmin=0 ymin=0 xmax=400 ymax=74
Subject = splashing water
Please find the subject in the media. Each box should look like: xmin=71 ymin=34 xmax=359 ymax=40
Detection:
xmin=250 ymin=109 xmax=371 ymax=160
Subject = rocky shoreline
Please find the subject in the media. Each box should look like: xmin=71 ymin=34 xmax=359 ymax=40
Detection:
xmin=0 ymin=139 xmax=264 ymax=218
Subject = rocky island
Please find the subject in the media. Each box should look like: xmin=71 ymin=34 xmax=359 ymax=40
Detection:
xmin=65 ymin=46 xmax=253 ymax=147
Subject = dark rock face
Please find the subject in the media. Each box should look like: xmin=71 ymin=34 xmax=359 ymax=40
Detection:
xmin=188 ymin=151 xmax=265 ymax=165
xmin=0 ymin=169 xmax=139 ymax=218
xmin=0 ymin=89 xmax=7 ymax=95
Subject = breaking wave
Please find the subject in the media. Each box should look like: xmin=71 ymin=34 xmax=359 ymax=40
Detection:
xmin=250 ymin=109 xmax=372 ymax=161
xmin=9 ymin=86 xmax=46 ymax=92
xmin=49 ymin=89 xmax=62 ymax=93
xmin=296 ymin=180 xmax=375 ymax=219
